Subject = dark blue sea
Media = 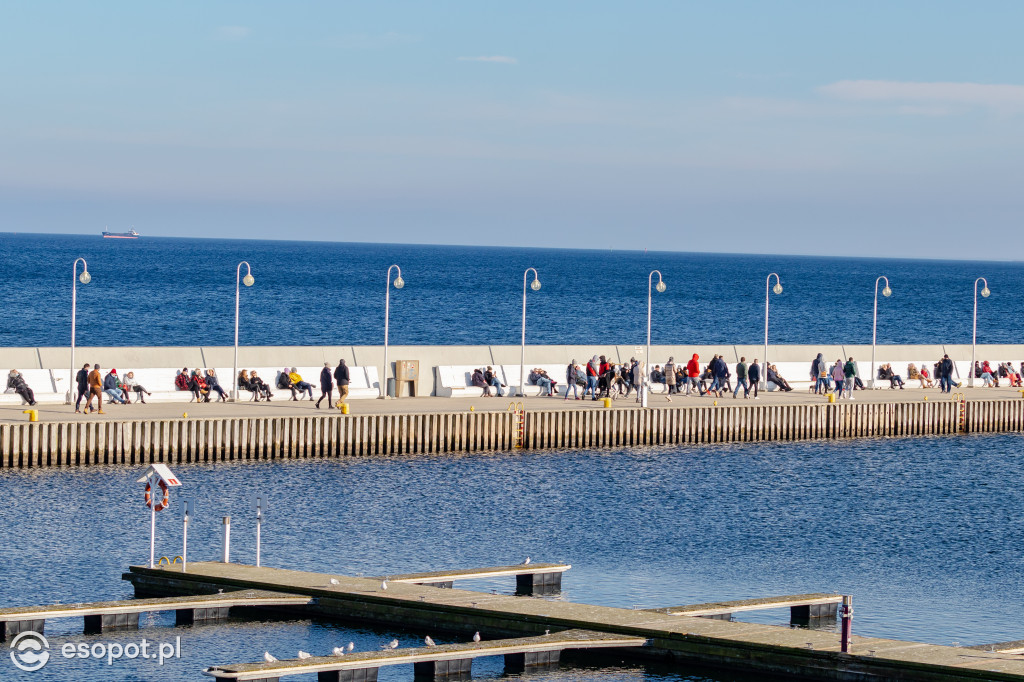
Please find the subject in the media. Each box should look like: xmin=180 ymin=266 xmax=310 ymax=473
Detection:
xmin=0 ymin=233 xmax=1022 ymax=347
xmin=3 ymin=434 xmax=1024 ymax=681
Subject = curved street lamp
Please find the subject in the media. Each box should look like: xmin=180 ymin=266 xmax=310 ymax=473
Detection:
xmin=970 ymin=277 xmax=990 ymax=388
xmin=645 ymin=270 xmax=666 ymax=400
xmin=763 ymin=273 xmax=782 ymax=390
xmin=67 ymin=258 xmax=92 ymax=404
xmin=231 ymin=261 xmax=255 ymax=400
xmin=518 ymin=268 xmax=541 ymax=397
xmin=870 ymin=276 xmax=892 ymax=389
xmin=380 ymin=264 xmax=404 ymax=399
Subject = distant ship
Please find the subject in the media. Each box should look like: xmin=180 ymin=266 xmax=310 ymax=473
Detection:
xmin=102 ymin=228 xmax=140 ymax=239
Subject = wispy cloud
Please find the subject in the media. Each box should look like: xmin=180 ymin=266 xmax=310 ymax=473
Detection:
xmin=336 ymin=32 xmax=417 ymax=49
xmin=217 ymin=26 xmax=251 ymax=41
xmin=819 ymin=80 xmax=1024 ymax=113
xmin=457 ymin=56 xmax=517 ymax=64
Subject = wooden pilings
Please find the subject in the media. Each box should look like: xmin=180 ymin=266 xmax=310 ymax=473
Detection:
xmin=0 ymin=399 xmax=1014 ymax=469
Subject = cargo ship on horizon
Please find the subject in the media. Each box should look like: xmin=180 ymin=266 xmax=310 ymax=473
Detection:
xmin=102 ymin=228 xmax=140 ymax=239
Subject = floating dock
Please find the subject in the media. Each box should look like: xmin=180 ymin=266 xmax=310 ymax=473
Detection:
xmin=121 ymin=562 xmax=1024 ymax=681
xmin=3 ymin=398 xmax=1022 ymax=468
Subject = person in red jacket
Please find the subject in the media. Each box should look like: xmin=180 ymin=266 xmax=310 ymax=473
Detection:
xmin=685 ymin=354 xmax=701 ymax=396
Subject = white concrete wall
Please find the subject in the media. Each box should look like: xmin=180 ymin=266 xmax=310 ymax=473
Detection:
xmin=4 ymin=344 xmax=1024 ymax=396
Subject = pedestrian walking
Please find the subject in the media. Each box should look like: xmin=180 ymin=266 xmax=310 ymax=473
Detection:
xmin=74 ymin=363 xmax=90 ymax=413
xmin=334 ymin=359 xmax=350 ymax=404
xmin=747 ymin=359 xmax=760 ymax=399
xmin=315 ymin=362 xmax=333 ymax=408
xmin=733 ymin=357 xmax=749 ymax=399
xmin=86 ymin=364 xmax=104 ymax=413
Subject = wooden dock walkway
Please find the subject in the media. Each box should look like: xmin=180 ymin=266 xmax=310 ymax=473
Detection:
xmin=123 ymin=562 xmax=1024 ymax=681
xmin=203 ymin=629 xmax=647 ymax=681
xmin=0 ymin=589 xmax=312 ymax=640
xmin=653 ymin=593 xmax=843 ymax=621
xmin=381 ymin=562 xmax=570 ymax=593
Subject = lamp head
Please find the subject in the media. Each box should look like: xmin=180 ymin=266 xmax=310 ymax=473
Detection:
xmin=655 ymin=280 xmax=666 ymax=293
xmin=79 ymin=271 xmax=91 ymax=285
xmin=242 ymin=273 xmax=254 ymax=287
xmin=882 ymin=286 xmax=892 ymax=298
xmin=393 ymin=276 xmax=404 ymax=289
xmin=530 ymin=279 xmax=541 ymax=291
xmin=981 ymin=286 xmax=990 ymax=298
xmin=772 ymin=283 xmax=782 ymax=295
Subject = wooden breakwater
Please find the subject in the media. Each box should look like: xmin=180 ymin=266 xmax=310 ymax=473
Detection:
xmin=2 ymin=399 xmax=1022 ymax=468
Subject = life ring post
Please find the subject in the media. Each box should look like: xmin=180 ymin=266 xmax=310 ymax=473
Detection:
xmin=135 ymin=464 xmax=183 ymax=569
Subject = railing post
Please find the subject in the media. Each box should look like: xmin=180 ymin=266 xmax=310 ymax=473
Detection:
xmin=221 ymin=515 xmax=231 ymax=563
xmin=840 ymin=595 xmax=853 ymax=653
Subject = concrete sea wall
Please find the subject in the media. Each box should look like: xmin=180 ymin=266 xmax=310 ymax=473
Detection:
xmin=3 ymin=343 xmax=1023 ymax=397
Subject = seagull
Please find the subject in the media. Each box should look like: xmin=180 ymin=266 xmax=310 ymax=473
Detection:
xmin=263 ymin=652 xmax=278 ymax=663
xmin=298 ymin=651 xmax=312 ymax=659
xmin=424 ymin=636 xmax=435 ymax=647
xmin=329 ymin=578 xmax=340 ymax=585
xmin=380 ymin=580 xmax=389 ymax=591
xmin=544 ymin=629 xmax=550 ymax=636
xmin=472 ymin=632 xmax=481 ymax=643
xmin=346 ymin=642 xmax=355 ymax=653
xmin=522 ymin=557 xmax=531 ymax=565
xmin=331 ymin=647 xmax=346 ymax=656
xmin=381 ymin=639 xmax=399 ymax=650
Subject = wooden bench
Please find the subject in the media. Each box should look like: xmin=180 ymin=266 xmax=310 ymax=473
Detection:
xmin=650 ymin=593 xmax=843 ymax=623
xmin=0 ymin=589 xmax=312 ymax=640
xmin=202 ymin=628 xmax=647 ymax=681
xmin=380 ymin=563 xmax=571 ymax=595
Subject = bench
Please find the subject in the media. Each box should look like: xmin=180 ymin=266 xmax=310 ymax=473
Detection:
xmin=0 ymin=369 xmax=61 ymax=405
xmin=501 ymin=365 xmax=567 ymax=397
xmin=435 ymin=366 xmax=509 ymax=398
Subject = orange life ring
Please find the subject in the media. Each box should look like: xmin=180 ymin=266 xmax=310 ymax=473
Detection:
xmin=145 ymin=480 xmax=169 ymax=512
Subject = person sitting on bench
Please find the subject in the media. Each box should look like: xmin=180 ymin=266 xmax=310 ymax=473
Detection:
xmin=277 ymin=368 xmax=300 ymax=400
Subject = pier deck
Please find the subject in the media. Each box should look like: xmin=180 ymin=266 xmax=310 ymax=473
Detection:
xmin=124 ymin=562 xmax=1024 ymax=681
xmin=203 ymin=629 xmax=647 ymax=680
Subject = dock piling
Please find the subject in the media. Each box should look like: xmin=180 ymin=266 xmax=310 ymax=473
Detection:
xmin=222 ymin=516 xmax=232 ymax=563
xmin=840 ymin=594 xmax=853 ymax=653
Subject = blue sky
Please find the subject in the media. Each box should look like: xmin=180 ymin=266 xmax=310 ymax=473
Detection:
xmin=2 ymin=1 xmax=1024 ymax=257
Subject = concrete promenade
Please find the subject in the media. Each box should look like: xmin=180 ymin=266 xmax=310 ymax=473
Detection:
xmin=0 ymin=385 xmax=1015 ymax=424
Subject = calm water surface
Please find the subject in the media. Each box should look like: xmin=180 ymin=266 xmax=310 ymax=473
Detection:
xmin=1 ymin=433 xmax=1023 ymax=680
xmin=1 ymin=233 xmax=1023 ymax=347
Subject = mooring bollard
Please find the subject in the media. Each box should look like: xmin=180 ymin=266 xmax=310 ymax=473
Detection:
xmin=221 ymin=516 xmax=231 ymax=563
xmin=840 ymin=595 xmax=853 ymax=653
xmin=22 ymin=409 xmax=37 ymax=422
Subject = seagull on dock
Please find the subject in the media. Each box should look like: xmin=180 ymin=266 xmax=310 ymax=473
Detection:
xmin=298 ymin=651 xmax=312 ymax=659
xmin=522 ymin=557 xmax=531 ymax=565
xmin=329 ymin=578 xmax=340 ymax=585
xmin=332 ymin=647 xmax=346 ymax=656
xmin=380 ymin=579 xmax=389 ymax=591
xmin=346 ymin=642 xmax=355 ymax=653
xmin=381 ymin=639 xmax=399 ymax=650
xmin=424 ymin=636 xmax=435 ymax=647
xmin=263 ymin=652 xmax=278 ymax=663
xmin=472 ymin=632 xmax=481 ymax=643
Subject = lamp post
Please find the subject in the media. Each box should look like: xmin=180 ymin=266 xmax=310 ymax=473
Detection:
xmin=970 ymin=277 xmax=990 ymax=388
xmin=380 ymin=264 xmax=404 ymax=399
xmin=518 ymin=268 xmax=541 ymax=397
xmin=231 ymin=261 xmax=255 ymax=401
xmin=870 ymin=276 xmax=892 ymax=389
xmin=646 ymin=270 xmax=666 ymax=398
xmin=763 ymin=273 xmax=782 ymax=390
xmin=67 ymin=258 xmax=92 ymax=404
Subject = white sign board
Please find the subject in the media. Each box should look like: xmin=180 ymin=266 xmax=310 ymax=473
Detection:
xmin=135 ymin=464 xmax=182 ymax=487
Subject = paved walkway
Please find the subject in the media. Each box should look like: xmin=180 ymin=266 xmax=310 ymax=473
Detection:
xmin=2 ymin=385 xmax=1015 ymax=424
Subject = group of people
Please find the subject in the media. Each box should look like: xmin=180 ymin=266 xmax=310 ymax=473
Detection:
xmin=471 ymin=366 xmax=508 ymax=397
xmin=238 ymin=363 xmax=352 ymax=407
xmin=72 ymin=364 xmax=154 ymax=413
xmin=173 ymin=368 xmax=229 ymax=403
xmin=974 ymin=360 xmax=1024 ymax=388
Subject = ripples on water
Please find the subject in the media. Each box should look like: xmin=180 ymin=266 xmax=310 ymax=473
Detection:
xmin=1 ymin=434 xmax=1022 ymax=680
xmin=2 ymin=233 xmax=1024 ymax=347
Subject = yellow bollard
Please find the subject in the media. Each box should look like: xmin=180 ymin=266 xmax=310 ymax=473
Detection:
xmin=713 ymin=400 xmax=718 ymax=406
xmin=923 ymin=396 xmax=928 ymax=401
xmin=340 ymin=403 xmax=350 ymax=415
xmin=182 ymin=412 xmax=189 ymax=419
xmin=22 ymin=409 xmax=37 ymax=422
xmin=602 ymin=397 xmax=611 ymax=408
xmin=469 ymin=406 xmax=475 ymax=412
xmin=827 ymin=393 xmax=836 ymax=404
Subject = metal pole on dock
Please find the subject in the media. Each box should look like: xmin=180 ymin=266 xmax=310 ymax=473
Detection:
xmin=255 ymin=497 xmax=264 ymax=567
xmin=764 ymin=273 xmax=781 ymax=391
xmin=870 ymin=276 xmax=891 ymax=390
xmin=380 ymin=265 xmax=404 ymax=399
xmin=222 ymin=516 xmax=231 ymax=563
xmin=971 ymin=277 xmax=990 ymax=388
xmin=646 ymin=270 xmax=665 ymax=405
xmin=149 ymin=478 xmax=156 ymax=568
xmin=840 ymin=595 xmax=853 ymax=653
xmin=519 ymin=268 xmax=541 ymax=397
xmin=68 ymin=258 xmax=91 ymax=404
xmin=232 ymin=261 xmax=255 ymax=401
xmin=182 ymin=500 xmax=192 ymax=572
